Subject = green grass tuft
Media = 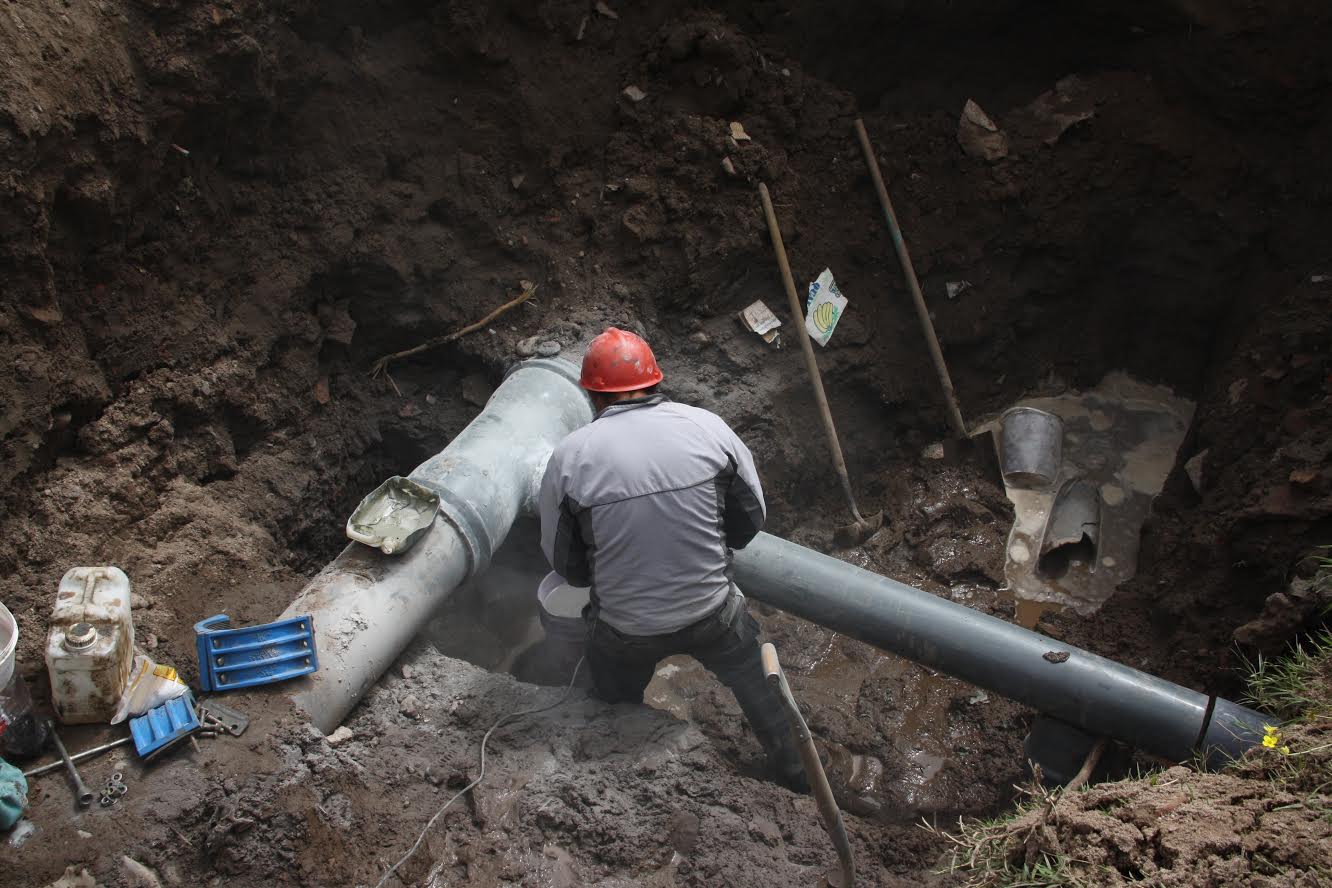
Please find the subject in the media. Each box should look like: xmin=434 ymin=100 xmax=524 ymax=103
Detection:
xmin=1239 ymin=629 xmax=1332 ymax=721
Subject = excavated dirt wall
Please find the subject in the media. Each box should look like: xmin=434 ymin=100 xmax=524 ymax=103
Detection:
xmin=2 ymin=1 xmax=1330 ymax=885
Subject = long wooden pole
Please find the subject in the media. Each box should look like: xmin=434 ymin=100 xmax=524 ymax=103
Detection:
xmin=853 ymin=118 xmax=969 ymax=439
xmin=758 ymin=183 xmax=865 ymax=526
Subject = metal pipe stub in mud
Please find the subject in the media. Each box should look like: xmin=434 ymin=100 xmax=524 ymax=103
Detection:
xmin=733 ymin=532 xmax=1269 ymax=767
xmin=999 ymin=406 xmax=1063 ymax=489
xmin=281 ymin=358 xmax=592 ymax=732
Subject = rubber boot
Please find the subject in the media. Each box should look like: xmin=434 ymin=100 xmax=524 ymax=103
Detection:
xmin=767 ymin=733 xmax=810 ymax=793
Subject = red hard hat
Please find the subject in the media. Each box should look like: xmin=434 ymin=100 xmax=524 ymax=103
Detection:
xmin=579 ymin=327 xmax=665 ymax=392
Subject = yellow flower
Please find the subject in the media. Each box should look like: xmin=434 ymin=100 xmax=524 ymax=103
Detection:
xmin=1262 ymin=734 xmax=1278 ymax=748
xmin=1263 ymin=725 xmax=1279 ymax=736
xmin=1280 ymin=746 xmax=1291 ymax=755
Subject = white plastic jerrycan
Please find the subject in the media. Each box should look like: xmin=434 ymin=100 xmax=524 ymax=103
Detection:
xmin=46 ymin=566 xmax=135 ymax=724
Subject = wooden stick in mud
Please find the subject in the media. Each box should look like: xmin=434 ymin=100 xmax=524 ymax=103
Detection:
xmin=758 ymin=181 xmax=876 ymax=539
xmin=1063 ymin=737 xmax=1109 ymax=793
xmin=370 ymin=281 xmax=537 ymax=377
xmin=762 ymin=642 xmax=856 ymax=888
xmin=853 ymin=118 xmax=969 ymax=439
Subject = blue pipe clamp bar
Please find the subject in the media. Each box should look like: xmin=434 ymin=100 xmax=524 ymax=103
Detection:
xmin=195 ymin=614 xmax=319 ymax=692
xmin=131 ymin=690 xmax=199 ymax=759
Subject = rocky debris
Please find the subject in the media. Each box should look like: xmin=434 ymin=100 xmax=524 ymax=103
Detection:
xmin=516 ymin=337 xmax=561 ymax=358
xmin=622 ymin=84 xmax=647 ymax=102
xmin=40 ymin=869 xmax=97 ymax=888
xmin=958 ymin=99 xmax=1009 ymax=161
xmin=318 ymin=302 xmax=357 ymax=346
xmin=668 ymin=809 xmax=700 ymax=854
xmin=748 ymin=816 xmax=782 ymax=847
xmin=1233 ymin=574 xmax=1332 ymax=647
xmin=325 ymin=726 xmax=354 ymax=746
xmin=1022 ymin=76 xmax=1097 ymax=145
xmin=120 ymin=857 xmax=163 ymax=888
xmin=313 ymin=377 xmax=331 ymax=405
xmin=399 ymin=694 xmax=420 ymax=718
xmin=460 ymin=373 xmax=495 ymax=407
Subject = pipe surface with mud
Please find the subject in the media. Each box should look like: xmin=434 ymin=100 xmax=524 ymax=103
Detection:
xmin=733 ymin=532 xmax=1267 ymax=767
xmin=281 ymin=358 xmax=591 ymax=732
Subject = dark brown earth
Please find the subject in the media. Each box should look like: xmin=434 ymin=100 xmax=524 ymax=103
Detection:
xmin=939 ymin=705 xmax=1332 ymax=886
xmin=2 ymin=1 xmax=1331 ymax=886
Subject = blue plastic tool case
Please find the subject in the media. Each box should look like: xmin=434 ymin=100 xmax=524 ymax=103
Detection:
xmin=194 ymin=614 xmax=318 ymax=692
xmin=130 ymin=690 xmax=200 ymax=760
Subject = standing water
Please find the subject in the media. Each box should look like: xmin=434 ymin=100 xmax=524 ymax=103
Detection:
xmin=988 ymin=373 xmax=1194 ymax=627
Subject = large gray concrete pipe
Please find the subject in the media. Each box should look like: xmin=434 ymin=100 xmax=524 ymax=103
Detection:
xmin=281 ymin=358 xmax=591 ymax=732
xmin=733 ymin=533 xmax=1268 ymax=767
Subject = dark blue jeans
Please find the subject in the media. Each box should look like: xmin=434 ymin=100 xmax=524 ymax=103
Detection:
xmin=586 ymin=595 xmax=800 ymax=779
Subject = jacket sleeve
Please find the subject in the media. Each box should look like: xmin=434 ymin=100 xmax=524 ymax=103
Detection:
xmin=539 ymin=445 xmax=592 ymax=585
xmin=721 ymin=430 xmax=766 ymax=550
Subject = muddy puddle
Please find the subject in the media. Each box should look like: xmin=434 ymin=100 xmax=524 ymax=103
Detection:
xmin=987 ymin=373 xmax=1194 ymax=627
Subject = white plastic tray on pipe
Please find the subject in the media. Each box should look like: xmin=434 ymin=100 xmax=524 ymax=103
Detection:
xmin=281 ymin=358 xmax=591 ymax=733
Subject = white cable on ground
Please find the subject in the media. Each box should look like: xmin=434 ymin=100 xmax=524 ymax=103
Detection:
xmin=373 ymin=655 xmax=587 ymax=888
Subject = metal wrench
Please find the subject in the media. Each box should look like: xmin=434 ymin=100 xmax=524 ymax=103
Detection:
xmin=22 ymin=736 xmax=132 ymax=778
xmin=47 ymin=720 xmax=95 ymax=806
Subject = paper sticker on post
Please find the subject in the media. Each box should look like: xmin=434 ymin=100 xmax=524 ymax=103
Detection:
xmin=805 ymin=269 xmax=847 ymax=347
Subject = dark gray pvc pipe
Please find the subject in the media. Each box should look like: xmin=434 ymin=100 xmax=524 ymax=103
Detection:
xmin=282 ymin=358 xmax=591 ymax=732
xmin=733 ymin=532 xmax=1268 ymax=767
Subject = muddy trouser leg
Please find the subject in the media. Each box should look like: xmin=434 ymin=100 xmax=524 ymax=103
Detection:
xmin=688 ymin=607 xmax=804 ymax=783
xmin=585 ymin=621 xmax=663 ymax=705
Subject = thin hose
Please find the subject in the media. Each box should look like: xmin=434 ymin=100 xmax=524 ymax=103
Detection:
xmin=373 ymin=653 xmax=587 ymax=888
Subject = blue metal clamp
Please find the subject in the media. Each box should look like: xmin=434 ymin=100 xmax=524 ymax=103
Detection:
xmin=130 ymin=690 xmax=200 ymax=760
xmin=194 ymin=614 xmax=318 ymax=692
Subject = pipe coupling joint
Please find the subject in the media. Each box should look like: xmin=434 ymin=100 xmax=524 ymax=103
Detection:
xmin=434 ymin=488 xmax=495 ymax=580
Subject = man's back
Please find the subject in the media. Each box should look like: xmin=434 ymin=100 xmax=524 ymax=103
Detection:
xmin=539 ymin=396 xmax=765 ymax=635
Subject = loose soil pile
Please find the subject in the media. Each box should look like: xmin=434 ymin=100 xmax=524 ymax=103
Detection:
xmin=2 ymin=1 xmax=1330 ymax=885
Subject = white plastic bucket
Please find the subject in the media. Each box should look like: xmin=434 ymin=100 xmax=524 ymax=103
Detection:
xmin=537 ymin=572 xmax=590 ymax=645
xmin=0 ymin=600 xmax=17 ymax=690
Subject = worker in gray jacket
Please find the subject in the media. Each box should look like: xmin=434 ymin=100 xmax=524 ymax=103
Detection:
xmin=539 ymin=327 xmax=805 ymax=790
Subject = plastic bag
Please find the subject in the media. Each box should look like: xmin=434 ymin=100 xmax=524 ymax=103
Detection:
xmin=805 ymin=268 xmax=848 ymax=347
xmin=0 ymin=756 xmax=27 ymax=830
xmin=110 ymin=653 xmax=189 ymax=724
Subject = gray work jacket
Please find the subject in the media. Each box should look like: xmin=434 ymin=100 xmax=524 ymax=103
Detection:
xmin=538 ymin=395 xmax=766 ymax=635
